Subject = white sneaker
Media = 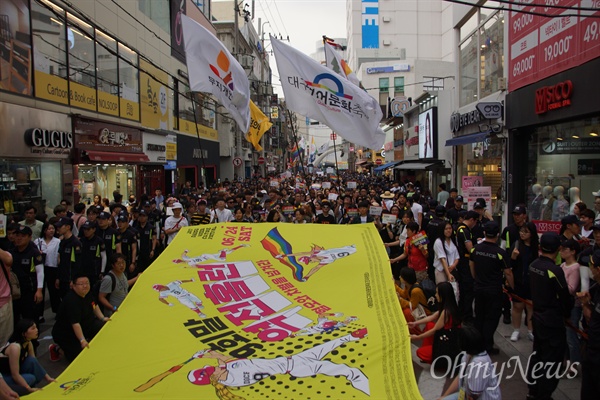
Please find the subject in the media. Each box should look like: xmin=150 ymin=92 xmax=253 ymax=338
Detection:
xmin=510 ymin=330 xmax=520 ymax=342
xmin=527 ymin=332 xmax=534 ymax=341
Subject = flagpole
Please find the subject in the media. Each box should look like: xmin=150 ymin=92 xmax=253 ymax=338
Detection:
xmin=332 ymin=132 xmax=340 ymax=181
xmin=287 ymin=110 xmax=306 ymax=176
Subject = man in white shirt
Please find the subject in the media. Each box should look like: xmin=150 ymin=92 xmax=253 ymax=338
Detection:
xmin=19 ymin=205 xmax=44 ymax=241
xmin=410 ymin=193 xmax=423 ymax=228
xmin=164 ymin=202 xmax=188 ymax=245
xmin=211 ymin=198 xmax=234 ymax=223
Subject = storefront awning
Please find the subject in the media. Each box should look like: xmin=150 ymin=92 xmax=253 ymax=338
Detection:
xmin=445 ymin=131 xmax=489 ymax=146
xmin=86 ymin=151 xmax=150 ymax=163
xmin=394 ymin=162 xmax=437 ymax=170
xmin=373 ymin=160 xmax=401 ymax=172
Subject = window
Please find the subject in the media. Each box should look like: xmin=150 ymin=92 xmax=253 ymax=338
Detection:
xmin=118 ymin=43 xmax=139 ymax=121
xmin=138 ymin=0 xmax=169 ymax=33
xmin=95 ymin=30 xmax=117 ymax=95
xmin=480 ymin=11 xmax=504 ymax=98
xmin=394 ymin=77 xmax=404 ymax=95
xmin=379 ymin=77 xmax=389 ymax=93
xmin=67 ymin=13 xmax=95 ymax=88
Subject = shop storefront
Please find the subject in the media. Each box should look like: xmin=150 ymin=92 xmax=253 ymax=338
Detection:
xmin=176 ymin=134 xmax=219 ymax=190
xmin=72 ymin=117 xmax=148 ymax=204
xmin=140 ymin=131 xmax=167 ymax=197
xmin=0 ymin=103 xmax=72 ymax=219
xmin=446 ymin=97 xmax=506 ymax=216
xmin=507 ymin=58 xmax=600 ymax=223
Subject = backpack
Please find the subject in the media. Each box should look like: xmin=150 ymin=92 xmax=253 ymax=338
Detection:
xmin=92 ymin=273 xmax=116 ymax=307
xmin=409 ymin=280 xmax=438 ymax=312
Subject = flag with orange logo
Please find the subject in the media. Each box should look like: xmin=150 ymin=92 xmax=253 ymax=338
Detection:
xmin=181 ymin=15 xmax=250 ymax=132
xmin=245 ymin=101 xmax=272 ymax=151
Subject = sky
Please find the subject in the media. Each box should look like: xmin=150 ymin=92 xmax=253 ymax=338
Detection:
xmin=213 ymin=0 xmax=348 ymax=95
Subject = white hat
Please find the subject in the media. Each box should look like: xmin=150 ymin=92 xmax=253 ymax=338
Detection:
xmin=593 ymin=189 xmax=600 ymax=197
xmin=172 ymin=202 xmax=183 ymax=209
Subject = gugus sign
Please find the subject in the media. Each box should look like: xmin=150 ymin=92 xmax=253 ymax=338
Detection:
xmin=24 ymin=128 xmax=73 ymax=149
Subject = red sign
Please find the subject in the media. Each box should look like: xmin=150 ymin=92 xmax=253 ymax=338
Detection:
xmin=330 ymin=133 xmax=337 ymax=140
xmin=532 ymin=220 xmax=562 ymax=234
xmin=535 ymin=80 xmax=573 ymax=114
xmin=257 ymin=156 xmax=265 ymax=165
xmin=73 ymin=118 xmax=143 ymax=153
xmin=233 ymin=157 xmax=242 ymax=167
xmin=508 ymin=1 xmax=600 ymax=92
xmin=375 ymin=159 xmax=382 ymax=165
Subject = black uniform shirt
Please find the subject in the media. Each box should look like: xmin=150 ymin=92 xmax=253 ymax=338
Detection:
xmin=471 ymin=240 xmax=509 ymax=292
xmin=529 ymin=255 xmax=574 ymax=328
xmin=9 ymin=242 xmax=42 ymax=293
xmin=57 ymin=235 xmax=82 ymax=283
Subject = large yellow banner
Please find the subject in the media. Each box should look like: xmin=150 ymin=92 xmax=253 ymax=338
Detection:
xmin=32 ymin=224 xmax=420 ymax=399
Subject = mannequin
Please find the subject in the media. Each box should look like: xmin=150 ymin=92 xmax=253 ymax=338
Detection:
xmin=541 ymin=185 xmax=554 ymax=221
xmin=552 ymin=185 xmax=569 ymax=221
xmin=568 ymin=187 xmax=581 ymax=215
xmin=529 ymin=183 xmax=543 ymax=220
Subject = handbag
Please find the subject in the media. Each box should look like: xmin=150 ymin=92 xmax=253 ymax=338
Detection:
xmin=409 ymin=302 xmax=427 ymax=321
xmin=432 ymin=326 xmax=461 ymax=372
xmin=0 ymin=259 xmax=21 ymax=300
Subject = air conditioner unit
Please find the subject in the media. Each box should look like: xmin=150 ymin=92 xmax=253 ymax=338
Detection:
xmin=382 ymin=16 xmax=391 ymax=22
xmin=383 ymin=40 xmax=391 ymax=46
xmin=498 ymin=77 xmax=507 ymax=91
xmin=240 ymin=55 xmax=253 ymax=69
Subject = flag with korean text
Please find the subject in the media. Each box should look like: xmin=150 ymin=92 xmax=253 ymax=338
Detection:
xmin=181 ymin=14 xmax=250 ymax=132
xmin=246 ymin=101 xmax=272 ymax=151
xmin=272 ymin=36 xmax=385 ymax=150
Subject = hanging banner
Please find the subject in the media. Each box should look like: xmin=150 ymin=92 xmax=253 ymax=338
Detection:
xmin=140 ymin=59 xmax=170 ymax=130
xmin=34 ymin=224 xmax=420 ymax=399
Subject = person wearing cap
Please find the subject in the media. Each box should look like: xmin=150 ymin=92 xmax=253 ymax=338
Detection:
xmin=499 ymin=204 xmax=529 ymax=325
xmin=55 ymin=217 xmax=82 ymax=299
xmin=455 ymin=210 xmax=479 ymax=323
xmin=18 ymin=205 xmax=43 ymax=241
xmin=425 ymin=205 xmax=447 ymax=281
xmin=132 ymin=210 xmax=157 ymax=272
xmin=79 ymin=221 xmax=106 ymax=287
xmin=116 ymin=215 xmax=138 ymax=279
xmin=560 ymin=214 xmax=583 ymax=245
xmin=446 ymin=195 xmax=464 ymax=226
xmin=396 ymin=192 xmax=411 ymax=214
xmin=470 ymin=200 xmax=491 ymax=241
xmin=9 ymin=225 xmax=44 ymax=329
xmin=380 ymin=191 xmax=395 ymax=212
xmin=469 ymin=221 xmax=513 ymax=355
xmin=578 ymin=250 xmax=600 ymax=399
xmin=526 ymin=232 xmax=573 ymax=400
xmin=164 ymin=202 xmax=189 ymax=245
xmin=96 ymin=212 xmax=120 ymax=274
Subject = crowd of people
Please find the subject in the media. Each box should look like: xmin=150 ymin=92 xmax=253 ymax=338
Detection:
xmin=1 ymin=172 xmax=600 ymax=398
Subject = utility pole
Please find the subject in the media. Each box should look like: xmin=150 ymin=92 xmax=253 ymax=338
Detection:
xmin=233 ymin=1 xmax=242 ymax=179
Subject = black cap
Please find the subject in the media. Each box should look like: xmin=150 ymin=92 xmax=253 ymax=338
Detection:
xmin=560 ymin=238 xmax=580 ymax=254
xmin=591 ymin=223 xmax=600 ymax=231
xmin=455 ymin=195 xmax=464 ymax=202
xmin=98 ymin=211 xmax=111 ymax=220
xmin=80 ymin=221 xmax=96 ymax=230
xmin=117 ymin=215 xmax=129 ymax=223
xmin=15 ymin=225 xmax=32 ymax=236
xmin=561 ymin=215 xmax=583 ymax=226
xmin=435 ymin=205 xmax=446 ymax=216
xmin=540 ymin=232 xmax=561 ymax=253
xmin=458 ymin=210 xmax=468 ymax=219
xmin=138 ymin=209 xmax=148 ymax=216
xmin=483 ymin=221 xmax=500 ymax=236
xmin=473 ymin=202 xmax=484 ymax=209
xmin=142 ymin=201 xmax=151 ymax=207
xmin=55 ymin=217 xmax=74 ymax=228
xmin=512 ymin=205 xmax=527 ymax=214
xmin=476 ymin=198 xmax=487 ymax=208
xmin=465 ymin=210 xmax=479 ymax=220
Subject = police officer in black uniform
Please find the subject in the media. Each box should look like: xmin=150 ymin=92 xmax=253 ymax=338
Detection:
xmin=446 ymin=195 xmax=465 ymax=226
xmin=96 ymin=212 xmax=120 ymax=274
xmin=455 ymin=210 xmax=479 ymax=323
xmin=116 ymin=214 xmax=138 ymax=279
xmin=526 ymin=232 xmax=573 ymax=400
xmin=580 ymin=249 xmax=600 ymax=399
xmin=79 ymin=221 xmax=105 ymax=286
xmin=469 ymin=221 xmax=514 ymax=355
xmin=132 ymin=209 xmax=157 ymax=272
xmin=55 ymin=217 xmax=82 ymax=299
xmin=470 ymin=200 xmax=491 ymax=241
xmin=9 ymin=225 xmax=44 ymax=327
xmin=426 ymin=205 xmax=447 ymax=281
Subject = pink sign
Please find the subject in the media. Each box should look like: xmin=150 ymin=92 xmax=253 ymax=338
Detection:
xmin=532 ymin=220 xmax=562 ymax=234
xmin=462 ymin=176 xmax=484 ymax=190
xmin=508 ymin=0 xmax=600 ymax=92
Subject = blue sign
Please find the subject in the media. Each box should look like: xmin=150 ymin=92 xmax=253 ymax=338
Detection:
xmin=362 ymin=0 xmax=379 ymax=49
xmin=164 ymin=160 xmax=177 ymax=170
xmin=366 ymin=64 xmax=411 ymax=74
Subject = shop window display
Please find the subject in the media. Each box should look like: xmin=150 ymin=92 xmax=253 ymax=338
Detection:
xmin=525 ymin=118 xmax=600 ymax=221
xmin=78 ymin=165 xmax=136 ymax=205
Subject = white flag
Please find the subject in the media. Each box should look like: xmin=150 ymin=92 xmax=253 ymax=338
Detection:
xmin=317 ymin=141 xmax=330 ymax=154
xmin=272 ymin=36 xmax=385 ymax=150
xmin=181 ymin=15 xmax=250 ymax=132
xmin=323 ymin=41 xmax=361 ymax=88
